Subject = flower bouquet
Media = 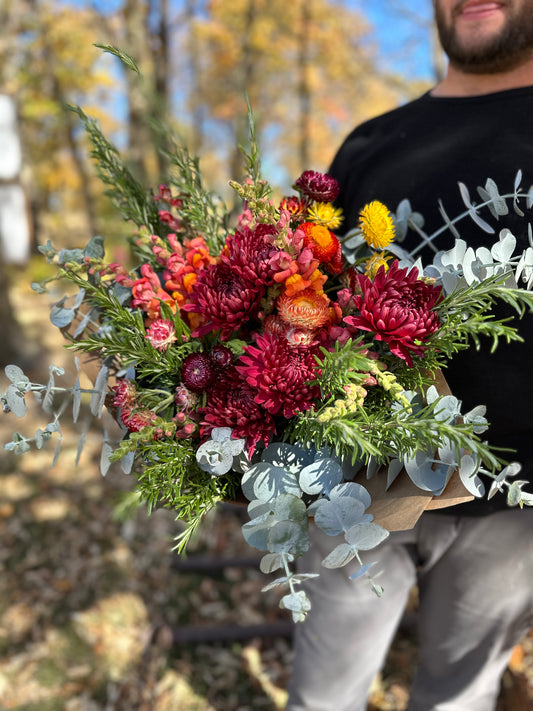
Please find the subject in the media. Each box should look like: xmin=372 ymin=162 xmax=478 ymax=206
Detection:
xmin=3 ymin=101 xmax=533 ymax=622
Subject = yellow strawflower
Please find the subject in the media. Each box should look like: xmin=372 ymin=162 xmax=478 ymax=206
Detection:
xmin=359 ymin=201 xmax=395 ymax=250
xmin=364 ymin=252 xmax=392 ymax=279
xmin=307 ymin=202 xmax=344 ymax=230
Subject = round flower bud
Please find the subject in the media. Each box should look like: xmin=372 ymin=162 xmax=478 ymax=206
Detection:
xmin=210 ymin=345 xmax=233 ymax=369
xmin=180 ymin=352 xmax=215 ymax=392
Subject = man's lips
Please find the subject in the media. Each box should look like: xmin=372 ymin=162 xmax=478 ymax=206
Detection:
xmin=456 ymin=1 xmax=505 ymax=19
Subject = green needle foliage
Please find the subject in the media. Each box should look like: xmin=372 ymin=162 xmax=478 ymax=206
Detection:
xmin=67 ymin=104 xmax=161 ymax=233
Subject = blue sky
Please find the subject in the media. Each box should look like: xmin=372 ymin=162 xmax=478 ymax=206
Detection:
xmin=60 ymin=0 xmax=438 ymax=82
xmin=356 ymin=0 xmax=437 ymax=80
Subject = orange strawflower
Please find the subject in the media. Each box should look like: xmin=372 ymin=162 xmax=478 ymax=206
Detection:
xmin=277 ymin=287 xmax=331 ymax=329
xmin=300 ymin=222 xmax=340 ymax=263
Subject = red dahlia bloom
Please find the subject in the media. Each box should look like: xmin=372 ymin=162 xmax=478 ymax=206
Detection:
xmin=236 ymin=331 xmax=321 ymax=418
xmin=293 ymin=170 xmax=340 ymax=203
xmin=182 ymin=262 xmax=264 ymax=339
xmin=202 ymin=366 xmax=276 ymax=455
xmin=223 ymin=223 xmax=278 ymax=285
xmin=344 ymin=261 xmax=443 ymax=366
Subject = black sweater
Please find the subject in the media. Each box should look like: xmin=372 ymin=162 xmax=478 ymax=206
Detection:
xmin=329 ymin=86 xmax=533 ymax=514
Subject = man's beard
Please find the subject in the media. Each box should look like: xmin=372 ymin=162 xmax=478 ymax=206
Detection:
xmin=435 ymin=1 xmax=533 ymax=73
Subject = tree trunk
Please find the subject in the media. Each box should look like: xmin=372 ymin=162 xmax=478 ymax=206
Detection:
xmin=229 ymin=0 xmax=258 ymax=183
xmin=63 ymin=106 xmax=98 ymax=238
xmin=151 ymin=0 xmax=171 ymax=178
xmin=0 ymin=257 xmax=25 ymax=367
xmin=298 ymin=0 xmax=312 ymax=173
xmin=185 ymin=0 xmax=205 ymax=156
xmin=123 ymin=0 xmax=158 ymax=183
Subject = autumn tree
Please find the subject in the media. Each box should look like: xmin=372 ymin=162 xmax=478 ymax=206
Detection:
xmin=0 ymin=1 xmax=123 ymax=247
xmin=114 ymin=0 xmax=171 ymax=182
xmin=184 ymin=0 xmax=416 ymax=189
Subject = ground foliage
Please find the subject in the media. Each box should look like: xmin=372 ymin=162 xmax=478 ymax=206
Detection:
xmin=1 ymin=284 xmax=532 ymax=710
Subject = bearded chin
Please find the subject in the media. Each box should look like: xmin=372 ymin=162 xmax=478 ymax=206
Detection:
xmin=449 ymin=43 xmax=533 ymax=75
xmin=436 ymin=6 xmax=533 ymax=74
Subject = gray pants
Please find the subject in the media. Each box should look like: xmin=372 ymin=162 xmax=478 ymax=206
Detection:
xmin=286 ymin=508 xmax=533 ymax=711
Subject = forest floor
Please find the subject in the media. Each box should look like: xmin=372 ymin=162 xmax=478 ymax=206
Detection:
xmin=1 ymin=279 xmax=532 ymax=711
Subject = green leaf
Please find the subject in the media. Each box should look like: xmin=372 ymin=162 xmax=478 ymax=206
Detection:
xmin=84 ymin=235 xmax=105 ymax=259
xmin=94 ymin=44 xmax=140 ymax=74
xmin=314 ymin=497 xmax=367 ymax=537
xmin=345 ymin=522 xmax=389 ymax=550
xmin=6 ymin=385 xmax=27 ymax=418
xmin=90 ymin=362 xmax=109 ymax=417
xmin=259 ymin=552 xmax=284 ymax=574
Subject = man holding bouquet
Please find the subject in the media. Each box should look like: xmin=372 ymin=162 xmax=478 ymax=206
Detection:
xmin=287 ymin=1 xmax=533 ymax=709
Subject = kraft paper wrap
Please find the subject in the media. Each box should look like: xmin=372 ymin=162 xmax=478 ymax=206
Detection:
xmin=358 ymin=369 xmax=473 ymax=531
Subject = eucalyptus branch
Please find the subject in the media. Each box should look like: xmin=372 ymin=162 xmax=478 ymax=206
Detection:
xmin=409 ymin=189 xmax=532 ymax=257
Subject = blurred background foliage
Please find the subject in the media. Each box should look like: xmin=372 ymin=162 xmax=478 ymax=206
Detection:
xmin=0 ymin=0 xmax=437 ymax=250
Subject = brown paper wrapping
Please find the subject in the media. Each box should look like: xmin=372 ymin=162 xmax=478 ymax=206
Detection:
xmin=359 ymin=368 xmax=473 ymax=531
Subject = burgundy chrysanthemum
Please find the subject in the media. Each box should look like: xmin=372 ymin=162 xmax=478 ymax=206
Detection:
xmin=344 ymin=261 xmax=443 ymax=366
xmin=293 ymin=170 xmax=340 ymax=203
xmin=236 ymin=331 xmax=321 ymax=418
xmin=202 ymin=366 xmax=276 ymax=455
xmin=182 ymin=262 xmax=265 ymax=339
xmin=223 ymin=224 xmax=278 ymax=285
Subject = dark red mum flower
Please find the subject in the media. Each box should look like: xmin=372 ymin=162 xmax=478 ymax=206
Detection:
xmin=344 ymin=261 xmax=443 ymax=367
xmin=293 ymin=170 xmax=340 ymax=203
xmin=182 ymin=262 xmax=264 ymax=339
xmin=201 ymin=366 xmax=276 ymax=455
xmin=223 ymin=224 xmax=278 ymax=286
xmin=236 ymin=331 xmax=322 ymax=418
